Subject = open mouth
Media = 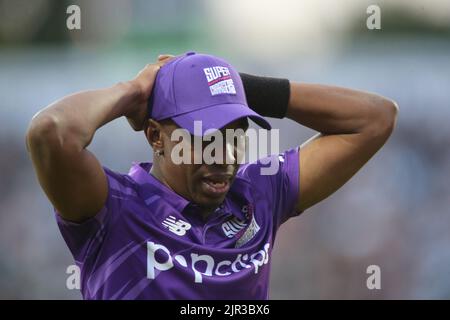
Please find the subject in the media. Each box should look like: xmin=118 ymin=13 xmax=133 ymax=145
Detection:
xmin=201 ymin=174 xmax=232 ymax=197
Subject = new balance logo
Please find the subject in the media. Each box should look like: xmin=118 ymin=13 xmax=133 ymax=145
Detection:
xmin=162 ymin=216 xmax=191 ymax=236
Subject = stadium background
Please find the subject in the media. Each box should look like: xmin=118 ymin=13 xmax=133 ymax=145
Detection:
xmin=0 ymin=0 xmax=449 ymax=299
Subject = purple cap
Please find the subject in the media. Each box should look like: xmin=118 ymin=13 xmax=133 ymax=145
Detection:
xmin=148 ymin=52 xmax=271 ymax=135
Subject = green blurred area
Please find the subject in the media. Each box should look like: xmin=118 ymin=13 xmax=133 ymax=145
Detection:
xmin=0 ymin=0 xmax=207 ymax=49
xmin=1 ymin=0 xmax=449 ymax=49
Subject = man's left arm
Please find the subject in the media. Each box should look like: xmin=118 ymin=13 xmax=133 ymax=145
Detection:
xmin=286 ymin=83 xmax=398 ymax=212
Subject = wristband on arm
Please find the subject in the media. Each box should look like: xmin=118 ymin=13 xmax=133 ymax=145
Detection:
xmin=239 ymin=72 xmax=291 ymax=119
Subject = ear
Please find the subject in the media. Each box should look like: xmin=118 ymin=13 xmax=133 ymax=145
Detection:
xmin=145 ymin=119 xmax=164 ymax=150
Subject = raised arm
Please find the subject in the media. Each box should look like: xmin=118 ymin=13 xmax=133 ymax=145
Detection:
xmin=25 ymin=58 xmax=170 ymax=222
xmin=287 ymin=83 xmax=399 ymax=212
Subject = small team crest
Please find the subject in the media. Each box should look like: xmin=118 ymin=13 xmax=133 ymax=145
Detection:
xmin=222 ymin=217 xmax=247 ymax=238
xmin=220 ymin=203 xmax=260 ymax=248
xmin=235 ymin=211 xmax=260 ymax=248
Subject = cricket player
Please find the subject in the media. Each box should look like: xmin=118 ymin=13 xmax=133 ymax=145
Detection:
xmin=26 ymin=52 xmax=398 ymax=299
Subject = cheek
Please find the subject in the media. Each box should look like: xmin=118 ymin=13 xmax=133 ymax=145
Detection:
xmin=185 ymin=165 xmax=203 ymax=191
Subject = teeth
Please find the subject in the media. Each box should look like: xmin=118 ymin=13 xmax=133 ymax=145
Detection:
xmin=205 ymin=179 xmax=226 ymax=188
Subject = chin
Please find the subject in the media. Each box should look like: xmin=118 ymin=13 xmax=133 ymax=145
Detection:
xmin=195 ymin=193 xmax=227 ymax=209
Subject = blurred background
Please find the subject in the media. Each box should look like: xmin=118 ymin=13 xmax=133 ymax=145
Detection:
xmin=1 ymin=0 xmax=449 ymax=299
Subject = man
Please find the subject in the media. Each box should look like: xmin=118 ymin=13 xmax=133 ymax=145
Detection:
xmin=26 ymin=52 xmax=398 ymax=299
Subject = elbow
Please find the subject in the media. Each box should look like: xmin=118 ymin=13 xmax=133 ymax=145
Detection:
xmin=26 ymin=113 xmax=61 ymax=151
xmin=364 ymin=97 xmax=399 ymax=139
xmin=380 ymin=98 xmax=399 ymax=135
xmin=26 ymin=111 xmax=82 ymax=154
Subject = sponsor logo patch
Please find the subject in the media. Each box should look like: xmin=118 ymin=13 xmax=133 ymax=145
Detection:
xmin=203 ymin=66 xmax=236 ymax=96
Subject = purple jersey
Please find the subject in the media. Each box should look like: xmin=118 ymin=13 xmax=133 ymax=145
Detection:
xmin=55 ymin=148 xmax=301 ymax=300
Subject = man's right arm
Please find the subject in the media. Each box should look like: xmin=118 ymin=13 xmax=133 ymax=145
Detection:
xmin=25 ymin=60 xmax=169 ymax=222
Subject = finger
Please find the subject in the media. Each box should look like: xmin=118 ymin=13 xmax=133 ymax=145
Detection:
xmin=158 ymin=54 xmax=175 ymax=61
xmin=156 ymin=57 xmax=175 ymax=68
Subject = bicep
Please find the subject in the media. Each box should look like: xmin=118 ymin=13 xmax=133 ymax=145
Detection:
xmin=27 ymin=118 xmax=108 ymax=222
xmin=297 ymin=130 xmax=388 ymax=212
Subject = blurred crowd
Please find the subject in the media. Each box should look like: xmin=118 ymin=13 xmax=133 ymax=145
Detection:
xmin=0 ymin=0 xmax=449 ymax=299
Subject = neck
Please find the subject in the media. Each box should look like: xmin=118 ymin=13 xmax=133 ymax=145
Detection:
xmin=149 ymin=162 xmax=165 ymax=185
xmin=198 ymin=207 xmax=216 ymax=221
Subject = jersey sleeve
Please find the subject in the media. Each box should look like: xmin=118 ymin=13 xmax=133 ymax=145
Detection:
xmin=237 ymin=147 xmax=303 ymax=231
xmin=54 ymin=167 xmax=135 ymax=263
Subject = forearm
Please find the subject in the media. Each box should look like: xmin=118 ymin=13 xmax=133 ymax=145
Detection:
xmin=26 ymin=81 xmax=141 ymax=151
xmin=286 ymin=83 xmax=398 ymax=135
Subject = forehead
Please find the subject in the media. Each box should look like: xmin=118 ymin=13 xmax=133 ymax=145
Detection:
xmin=163 ymin=117 xmax=249 ymax=133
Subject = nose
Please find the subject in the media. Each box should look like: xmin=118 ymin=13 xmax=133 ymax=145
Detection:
xmin=200 ymin=132 xmax=246 ymax=166
xmin=204 ymin=142 xmax=235 ymax=167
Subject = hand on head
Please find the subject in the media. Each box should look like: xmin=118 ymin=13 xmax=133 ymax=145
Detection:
xmin=126 ymin=54 xmax=175 ymax=131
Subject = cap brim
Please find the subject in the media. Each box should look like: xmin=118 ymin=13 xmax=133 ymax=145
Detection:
xmin=170 ymin=103 xmax=271 ymax=136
